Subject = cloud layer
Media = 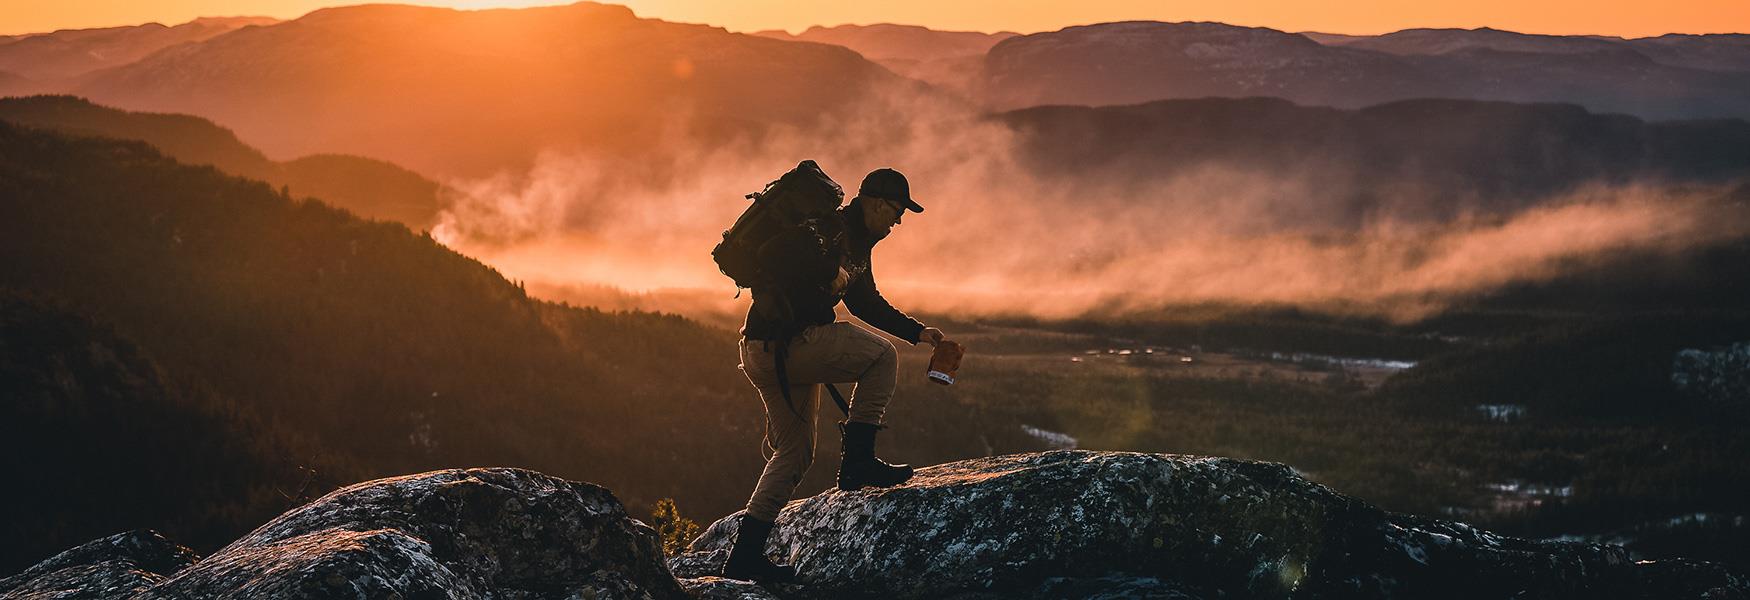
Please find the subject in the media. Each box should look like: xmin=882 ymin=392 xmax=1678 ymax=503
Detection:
xmin=431 ymin=91 xmax=1748 ymax=324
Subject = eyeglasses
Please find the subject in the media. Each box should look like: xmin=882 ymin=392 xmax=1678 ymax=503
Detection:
xmin=883 ymin=199 xmax=905 ymax=222
xmin=865 ymin=197 xmax=904 ymax=223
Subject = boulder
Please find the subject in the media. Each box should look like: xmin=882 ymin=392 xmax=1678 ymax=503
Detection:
xmin=136 ymin=467 xmax=686 ymax=599
xmin=0 ymin=530 xmax=196 ymax=600
xmin=667 ymin=548 xmax=728 ymax=580
xmin=12 ymin=456 xmax=1746 ymax=599
xmin=685 ymin=450 xmax=1748 ymax=599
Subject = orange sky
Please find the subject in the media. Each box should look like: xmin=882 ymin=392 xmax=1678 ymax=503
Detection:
xmin=3 ymin=0 xmax=1747 ymax=37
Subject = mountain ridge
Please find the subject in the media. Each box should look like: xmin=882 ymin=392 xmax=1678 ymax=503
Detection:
xmin=63 ymin=1 xmax=902 ymax=177
xmin=981 ymin=20 xmax=1750 ymax=118
xmin=0 ymin=16 xmax=275 ymax=82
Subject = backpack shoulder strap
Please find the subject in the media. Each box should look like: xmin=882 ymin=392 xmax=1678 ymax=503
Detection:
xmin=824 ymin=384 xmax=849 ymax=416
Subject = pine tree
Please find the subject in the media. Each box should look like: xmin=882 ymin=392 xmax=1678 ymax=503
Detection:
xmin=649 ymin=498 xmax=700 ymax=557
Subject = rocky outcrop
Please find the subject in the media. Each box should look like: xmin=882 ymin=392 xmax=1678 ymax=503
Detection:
xmin=0 ymin=530 xmax=196 ymax=599
xmin=682 ymin=451 xmax=1748 ymax=599
xmin=12 ymin=455 xmax=1747 ymax=599
xmin=139 ymin=467 xmax=684 ymax=599
xmin=3 ymin=468 xmax=687 ymax=599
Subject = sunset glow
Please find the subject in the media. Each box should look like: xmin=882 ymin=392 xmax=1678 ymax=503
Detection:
xmin=5 ymin=0 xmax=1748 ymax=38
xmin=5 ymin=0 xmax=1750 ymax=590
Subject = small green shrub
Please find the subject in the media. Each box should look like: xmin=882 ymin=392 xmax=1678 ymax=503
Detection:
xmin=650 ymin=498 xmax=701 ymax=557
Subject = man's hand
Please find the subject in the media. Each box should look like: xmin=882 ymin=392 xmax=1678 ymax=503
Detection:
xmin=919 ymin=327 xmax=946 ymax=347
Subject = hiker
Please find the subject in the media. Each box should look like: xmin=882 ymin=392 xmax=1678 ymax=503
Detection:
xmin=722 ymin=167 xmax=947 ymax=583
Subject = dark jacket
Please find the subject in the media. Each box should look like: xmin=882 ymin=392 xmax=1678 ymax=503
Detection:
xmin=740 ymin=206 xmax=925 ymax=344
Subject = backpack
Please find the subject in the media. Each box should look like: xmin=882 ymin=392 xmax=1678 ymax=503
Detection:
xmin=713 ymin=161 xmax=857 ymax=418
xmin=712 ymin=160 xmax=845 ymax=291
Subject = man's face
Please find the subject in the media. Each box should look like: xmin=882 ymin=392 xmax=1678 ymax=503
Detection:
xmin=862 ymin=196 xmax=905 ymax=239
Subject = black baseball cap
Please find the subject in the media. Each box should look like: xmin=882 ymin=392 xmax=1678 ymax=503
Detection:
xmin=857 ymin=168 xmax=924 ymax=213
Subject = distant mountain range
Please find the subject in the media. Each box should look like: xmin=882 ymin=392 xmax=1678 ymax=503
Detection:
xmin=737 ymin=20 xmax=1750 ymax=121
xmin=752 ymin=24 xmax=1015 ymax=98
xmin=58 ymin=2 xmax=900 ymax=177
xmin=1309 ymin=28 xmax=1750 ymax=72
xmin=0 ymin=17 xmax=275 ymax=83
xmin=0 ymin=95 xmax=446 ymax=228
xmin=753 ymin=23 xmax=1016 ymax=62
xmin=1 ymin=7 xmax=1745 ymax=259
xmin=4 ymin=4 xmax=1747 ymax=177
xmin=982 ymin=22 xmax=1750 ymax=118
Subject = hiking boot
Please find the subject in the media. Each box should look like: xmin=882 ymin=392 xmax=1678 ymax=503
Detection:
xmin=720 ymin=514 xmax=795 ymax=584
xmin=837 ymin=421 xmax=914 ymax=491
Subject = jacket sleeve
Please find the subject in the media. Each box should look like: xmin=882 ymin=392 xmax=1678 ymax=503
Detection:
xmin=844 ymin=267 xmax=926 ymax=344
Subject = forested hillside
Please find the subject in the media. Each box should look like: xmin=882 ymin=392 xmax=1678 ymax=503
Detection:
xmin=0 ymin=122 xmax=764 ymax=572
xmin=0 ymin=293 xmax=320 ymax=572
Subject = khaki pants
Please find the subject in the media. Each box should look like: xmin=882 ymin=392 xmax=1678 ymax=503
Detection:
xmin=739 ymin=321 xmax=899 ymax=521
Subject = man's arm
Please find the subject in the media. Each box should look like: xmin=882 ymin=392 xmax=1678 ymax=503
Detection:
xmin=843 ymin=269 xmax=929 ymax=344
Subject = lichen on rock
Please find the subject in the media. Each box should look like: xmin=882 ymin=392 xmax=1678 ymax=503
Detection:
xmin=0 ymin=530 xmax=196 ymax=599
xmin=9 ymin=454 xmax=1747 ymax=599
xmin=137 ymin=467 xmax=686 ymax=600
xmin=683 ymin=450 xmax=1748 ymax=599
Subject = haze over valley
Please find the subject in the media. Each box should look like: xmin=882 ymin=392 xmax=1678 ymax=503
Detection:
xmin=4 ymin=0 xmax=1750 ymax=589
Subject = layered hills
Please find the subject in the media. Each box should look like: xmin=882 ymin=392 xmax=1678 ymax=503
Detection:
xmin=1314 ymin=28 xmax=1750 ymax=73
xmin=0 ymin=121 xmax=766 ymax=573
xmin=1624 ymin=34 xmax=1750 ymax=72
xmin=4 ymin=5 xmax=1743 ymax=181
xmin=63 ymin=2 xmax=902 ymax=177
xmin=753 ymin=23 xmax=1015 ymax=63
xmin=0 ymin=70 xmax=27 ymax=96
xmin=0 ymin=95 xmax=446 ymax=228
xmin=5 ymin=4 xmax=1750 ymax=585
xmin=752 ymin=24 xmax=1015 ymax=98
xmin=0 ymin=17 xmax=275 ymax=83
xmin=981 ymin=22 xmax=1750 ymax=118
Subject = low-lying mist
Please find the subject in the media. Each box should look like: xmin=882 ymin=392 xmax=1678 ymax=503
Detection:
xmin=430 ymin=91 xmax=1750 ymax=326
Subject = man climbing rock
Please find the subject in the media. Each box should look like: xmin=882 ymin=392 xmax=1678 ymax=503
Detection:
xmin=722 ymin=167 xmax=947 ymax=584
